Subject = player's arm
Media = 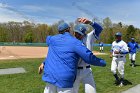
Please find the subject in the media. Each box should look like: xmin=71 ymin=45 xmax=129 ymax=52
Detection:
xmin=119 ymin=42 xmax=129 ymax=54
xmin=127 ymin=43 xmax=131 ymax=52
xmin=136 ymin=43 xmax=140 ymax=49
xmin=110 ymin=44 xmax=113 ymax=58
xmin=46 ymin=36 xmax=52 ymax=46
xmin=38 ymin=36 xmax=51 ymax=74
xmin=38 ymin=63 xmax=44 ymax=74
xmin=90 ymin=22 xmax=103 ymax=40
xmin=78 ymin=17 xmax=103 ymax=40
xmin=110 ymin=50 xmax=113 ymax=58
xmin=74 ymin=41 xmax=106 ymax=67
xmin=136 ymin=43 xmax=140 ymax=52
xmin=86 ymin=31 xmax=95 ymax=50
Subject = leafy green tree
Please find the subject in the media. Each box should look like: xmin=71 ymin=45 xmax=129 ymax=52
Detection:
xmin=35 ymin=24 xmax=48 ymax=42
xmin=125 ymin=25 xmax=136 ymax=42
xmin=0 ymin=26 xmax=8 ymax=42
xmin=108 ymin=28 xmax=114 ymax=43
xmin=101 ymin=17 xmax=112 ymax=43
xmin=0 ymin=18 xmax=139 ymax=43
xmin=24 ymin=32 xmax=33 ymax=43
xmin=103 ymin=17 xmax=112 ymax=29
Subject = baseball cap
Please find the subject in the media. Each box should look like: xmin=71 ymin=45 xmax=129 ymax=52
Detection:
xmin=131 ymin=38 xmax=135 ymax=40
xmin=74 ymin=24 xmax=87 ymax=35
xmin=131 ymin=38 xmax=135 ymax=41
xmin=115 ymin=32 xmax=122 ymax=36
xmin=58 ymin=22 xmax=70 ymax=32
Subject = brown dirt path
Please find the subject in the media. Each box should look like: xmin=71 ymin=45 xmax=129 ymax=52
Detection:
xmin=0 ymin=46 xmax=107 ymax=60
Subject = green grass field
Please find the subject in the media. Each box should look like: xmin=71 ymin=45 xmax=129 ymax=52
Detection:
xmin=0 ymin=46 xmax=140 ymax=93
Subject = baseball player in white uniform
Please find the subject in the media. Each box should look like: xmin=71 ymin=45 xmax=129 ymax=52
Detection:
xmin=73 ymin=18 xmax=104 ymax=93
xmin=99 ymin=42 xmax=104 ymax=52
xmin=110 ymin=32 xmax=129 ymax=87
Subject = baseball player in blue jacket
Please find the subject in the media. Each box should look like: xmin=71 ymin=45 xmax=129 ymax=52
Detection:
xmin=128 ymin=38 xmax=140 ymax=67
xmin=38 ymin=22 xmax=106 ymax=93
xmin=73 ymin=18 xmax=104 ymax=93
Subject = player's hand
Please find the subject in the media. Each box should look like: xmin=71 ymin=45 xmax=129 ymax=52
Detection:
xmin=38 ymin=63 xmax=44 ymax=74
xmin=114 ymin=51 xmax=120 ymax=54
xmin=110 ymin=54 xmax=113 ymax=58
xmin=77 ymin=17 xmax=92 ymax=24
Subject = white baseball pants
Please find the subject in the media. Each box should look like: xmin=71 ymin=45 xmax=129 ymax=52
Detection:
xmin=129 ymin=53 xmax=136 ymax=60
xmin=44 ymin=83 xmax=73 ymax=93
xmin=73 ymin=68 xmax=96 ymax=93
xmin=100 ymin=47 xmax=103 ymax=50
xmin=111 ymin=57 xmax=126 ymax=77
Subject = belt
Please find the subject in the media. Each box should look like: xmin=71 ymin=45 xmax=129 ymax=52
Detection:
xmin=78 ymin=65 xmax=90 ymax=69
xmin=114 ymin=56 xmax=125 ymax=58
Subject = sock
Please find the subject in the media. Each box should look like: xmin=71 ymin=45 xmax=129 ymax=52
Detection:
xmin=132 ymin=60 xmax=135 ymax=66
xmin=120 ymin=78 xmax=124 ymax=84
xmin=131 ymin=59 xmax=133 ymax=64
xmin=114 ymin=74 xmax=119 ymax=81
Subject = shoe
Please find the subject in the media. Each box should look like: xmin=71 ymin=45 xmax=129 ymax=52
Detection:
xmin=119 ymin=82 xmax=123 ymax=87
xmin=132 ymin=64 xmax=135 ymax=67
xmin=114 ymin=80 xmax=120 ymax=85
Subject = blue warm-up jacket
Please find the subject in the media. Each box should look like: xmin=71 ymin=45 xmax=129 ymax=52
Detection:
xmin=128 ymin=42 xmax=139 ymax=54
xmin=42 ymin=32 xmax=106 ymax=88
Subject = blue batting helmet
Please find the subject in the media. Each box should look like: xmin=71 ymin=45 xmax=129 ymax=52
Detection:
xmin=115 ymin=32 xmax=122 ymax=36
xmin=58 ymin=22 xmax=70 ymax=32
xmin=74 ymin=24 xmax=87 ymax=35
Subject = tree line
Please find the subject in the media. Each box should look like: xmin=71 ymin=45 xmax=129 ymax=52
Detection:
xmin=0 ymin=17 xmax=140 ymax=43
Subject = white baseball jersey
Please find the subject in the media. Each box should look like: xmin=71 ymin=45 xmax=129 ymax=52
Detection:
xmin=78 ymin=30 xmax=96 ymax=67
xmin=111 ymin=40 xmax=129 ymax=57
xmin=74 ymin=30 xmax=97 ymax=93
xmin=74 ymin=22 xmax=103 ymax=93
xmin=111 ymin=40 xmax=129 ymax=76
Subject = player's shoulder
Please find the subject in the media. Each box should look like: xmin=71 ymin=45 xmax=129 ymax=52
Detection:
xmin=127 ymin=42 xmax=131 ymax=44
xmin=74 ymin=37 xmax=83 ymax=44
xmin=135 ymin=42 xmax=138 ymax=45
xmin=46 ymin=35 xmax=52 ymax=41
xmin=120 ymin=40 xmax=127 ymax=45
xmin=112 ymin=41 xmax=116 ymax=44
xmin=121 ymin=40 xmax=126 ymax=43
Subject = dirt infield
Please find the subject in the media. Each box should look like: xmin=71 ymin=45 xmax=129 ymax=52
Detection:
xmin=0 ymin=46 xmax=107 ymax=60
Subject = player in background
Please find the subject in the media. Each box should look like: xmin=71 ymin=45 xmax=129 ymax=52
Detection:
xmin=73 ymin=17 xmax=104 ymax=93
xmin=110 ymin=32 xmax=129 ymax=87
xmin=127 ymin=38 xmax=140 ymax=67
xmin=99 ymin=42 xmax=104 ymax=52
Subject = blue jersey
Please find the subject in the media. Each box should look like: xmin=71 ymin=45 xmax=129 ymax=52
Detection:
xmin=99 ymin=42 xmax=103 ymax=47
xmin=128 ymin=42 xmax=139 ymax=54
xmin=42 ymin=32 xmax=106 ymax=88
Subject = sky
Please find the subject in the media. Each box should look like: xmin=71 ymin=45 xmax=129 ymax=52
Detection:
xmin=0 ymin=0 xmax=140 ymax=28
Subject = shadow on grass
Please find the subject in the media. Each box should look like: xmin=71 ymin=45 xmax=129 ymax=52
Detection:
xmin=123 ymin=79 xmax=132 ymax=86
xmin=114 ymin=79 xmax=132 ymax=86
xmin=129 ymin=64 xmax=140 ymax=67
xmin=0 ymin=67 xmax=6 ymax=69
xmin=135 ymin=64 xmax=140 ymax=67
